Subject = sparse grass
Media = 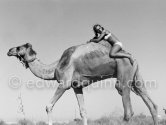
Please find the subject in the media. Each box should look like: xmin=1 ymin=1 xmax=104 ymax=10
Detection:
xmin=0 ymin=114 xmax=166 ymax=125
xmin=36 ymin=121 xmax=47 ymax=125
xmin=18 ymin=119 xmax=34 ymax=125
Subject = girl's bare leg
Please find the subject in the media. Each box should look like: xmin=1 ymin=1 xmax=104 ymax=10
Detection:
xmin=110 ymin=45 xmax=134 ymax=65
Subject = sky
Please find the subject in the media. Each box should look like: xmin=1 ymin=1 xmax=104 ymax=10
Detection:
xmin=0 ymin=0 xmax=166 ymax=122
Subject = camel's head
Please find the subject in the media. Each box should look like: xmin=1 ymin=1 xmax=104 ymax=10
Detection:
xmin=7 ymin=43 xmax=37 ymax=68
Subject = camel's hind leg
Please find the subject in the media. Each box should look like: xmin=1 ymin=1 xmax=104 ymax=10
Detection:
xmin=73 ymin=88 xmax=87 ymax=125
xmin=116 ymin=59 xmax=134 ymax=121
xmin=133 ymin=71 xmax=158 ymax=125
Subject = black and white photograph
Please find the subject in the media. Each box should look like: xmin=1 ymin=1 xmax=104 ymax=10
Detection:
xmin=1 ymin=0 xmax=166 ymax=125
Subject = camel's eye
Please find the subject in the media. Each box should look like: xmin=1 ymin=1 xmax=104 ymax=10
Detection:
xmin=16 ymin=47 xmax=20 ymax=51
xmin=17 ymin=47 xmax=24 ymax=52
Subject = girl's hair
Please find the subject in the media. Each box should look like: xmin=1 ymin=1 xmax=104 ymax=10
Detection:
xmin=93 ymin=24 xmax=104 ymax=33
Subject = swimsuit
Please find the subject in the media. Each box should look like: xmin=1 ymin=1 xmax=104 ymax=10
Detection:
xmin=104 ymin=33 xmax=123 ymax=48
xmin=114 ymin=41 xmax=123 ymax=48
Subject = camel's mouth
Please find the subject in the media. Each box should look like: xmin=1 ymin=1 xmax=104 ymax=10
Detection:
xmin=7 ymin=49 xmax=28 ymax=67
xmin=7 ymin=51 xmax=16 ymax=56
xmin=7 ymin=51 xmax=23 ymax=62
xmin=10 ymin=53 xmax=29 ymax=68
xmin=7 ymin=48 xmax=18 ymax=57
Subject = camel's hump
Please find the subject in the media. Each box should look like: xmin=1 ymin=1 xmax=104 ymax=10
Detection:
xmin=72 ymin=42 xmax=110 ymax=59
xmin=57 ymin=41 xmax=112 ymax=70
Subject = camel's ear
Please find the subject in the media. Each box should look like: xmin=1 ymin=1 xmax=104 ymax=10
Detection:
xmin=25 ymin=43 xmax=32 ymax=48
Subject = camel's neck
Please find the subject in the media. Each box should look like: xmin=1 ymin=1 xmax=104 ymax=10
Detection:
xmin=28 ymin=59 xmax=58 ymax=80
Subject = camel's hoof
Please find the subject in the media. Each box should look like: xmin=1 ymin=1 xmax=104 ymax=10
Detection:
xmin=46 ymin=105 xmax=52 ymax=113
xmin=124 ymin=116 xmax=130 ymax=121
xmin=124 ymin=113 xmax=134 ymax=121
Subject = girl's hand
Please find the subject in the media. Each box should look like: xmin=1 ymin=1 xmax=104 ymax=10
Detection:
xmin=87 ymin=41 xmax=91 ymax=43
xmin=89 ymin=39 xmax=93 ymax=42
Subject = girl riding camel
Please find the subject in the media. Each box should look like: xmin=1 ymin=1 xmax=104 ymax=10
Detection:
xmin=88 ymin=24 xmax=134 ymax=65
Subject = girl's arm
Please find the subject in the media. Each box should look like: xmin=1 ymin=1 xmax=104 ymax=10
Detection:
xmin=87 ymin=35 xmax=97 ymax=43
xmin=90 ymin=32 xmax=106 ymax=43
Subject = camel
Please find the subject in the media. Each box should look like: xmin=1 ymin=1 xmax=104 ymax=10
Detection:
xmin=7 ymin=42 xmax=158 ymax=125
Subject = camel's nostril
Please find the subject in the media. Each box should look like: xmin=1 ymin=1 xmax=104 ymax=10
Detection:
xmin=7 ymin=48 xmax=13 ymax=56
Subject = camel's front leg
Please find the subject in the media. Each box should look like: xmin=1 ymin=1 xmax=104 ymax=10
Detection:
xmin=46 ymin=85 xmax=66 ymax=125
xmin=74 ymin=88 xmax=88 ymax=125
